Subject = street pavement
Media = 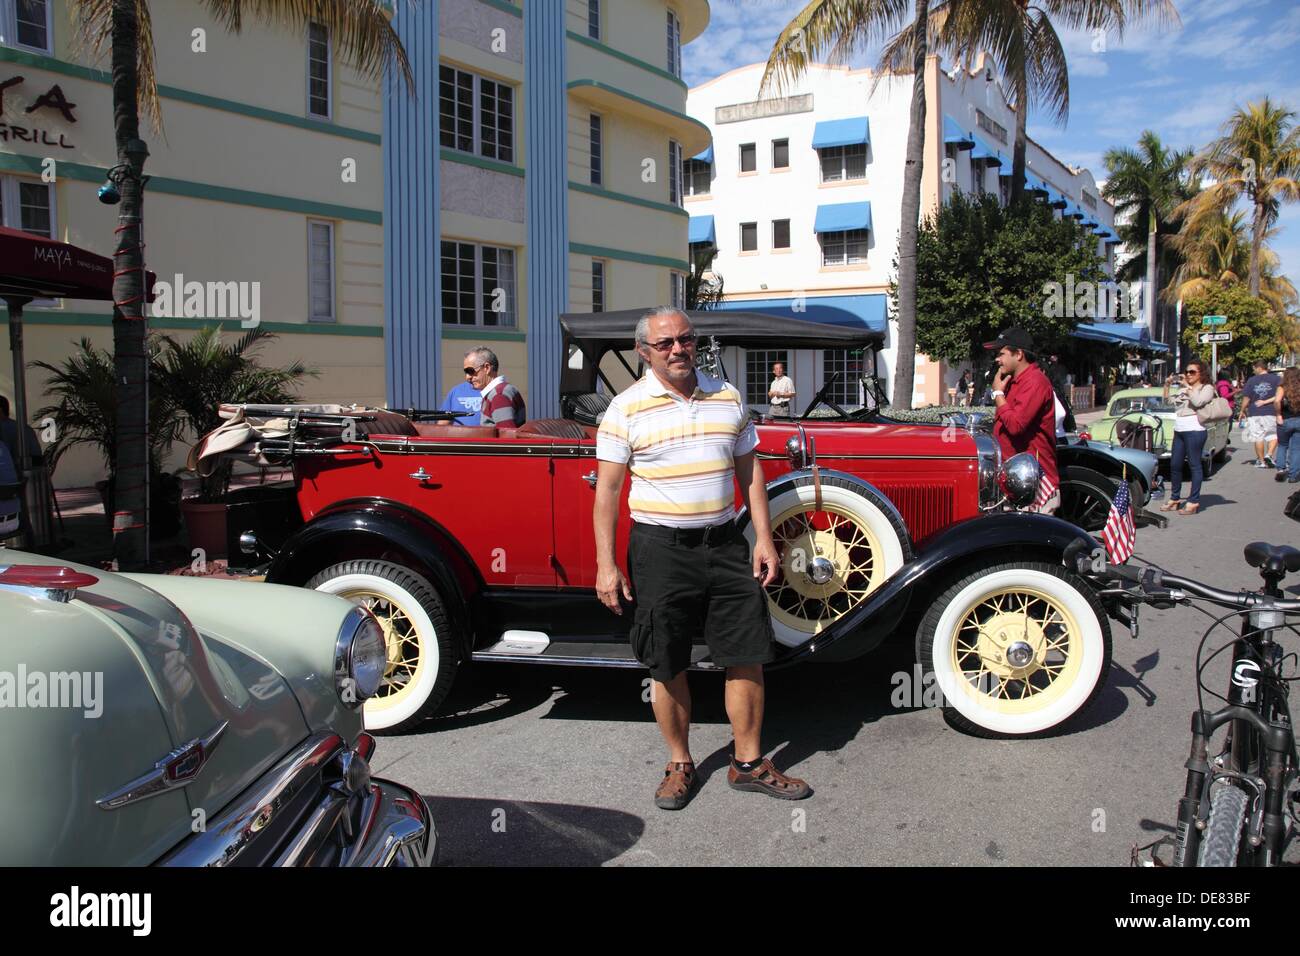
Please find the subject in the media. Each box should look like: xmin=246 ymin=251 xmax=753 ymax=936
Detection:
xmin=372 ymin=431 xmax=1300 ymax=866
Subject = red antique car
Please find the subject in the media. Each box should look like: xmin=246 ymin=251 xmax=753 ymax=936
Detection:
xmin=208 ymin=311 xmax=1114 ymax=740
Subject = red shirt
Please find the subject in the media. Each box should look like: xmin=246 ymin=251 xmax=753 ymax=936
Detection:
xmin=993 ymin=363 xmax=1058 ymax=490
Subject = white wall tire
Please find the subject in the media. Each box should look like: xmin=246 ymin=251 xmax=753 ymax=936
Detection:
xmin=306 ymin=560 xmax=458 ymax=733
xmin=741 ymin=475 xmax=910 ymax=648
xmin=918 ymin=563 xmax=1112 ymax=737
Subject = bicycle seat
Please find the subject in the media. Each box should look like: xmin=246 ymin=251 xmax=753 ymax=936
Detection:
xmin=1244 ymin=541 xmax=1300 ymax=575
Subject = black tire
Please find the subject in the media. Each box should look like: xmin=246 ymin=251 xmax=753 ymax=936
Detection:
xmin=917 ymin=561 xmax=1112 ymax=738
xmin=1197 ymin=784 xmax=1250 ymax=867
xmin=306 ymin=559 xmax=459 ymax=734
xmin=1057 ymin=466 xmax=1116 ymax=533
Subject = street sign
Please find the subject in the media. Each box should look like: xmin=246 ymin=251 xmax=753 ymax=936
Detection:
xmin=1201 ymin=315 xmax=1228 ymax=326
xmin=1198 ymin=331 xmax=1233 ymax=344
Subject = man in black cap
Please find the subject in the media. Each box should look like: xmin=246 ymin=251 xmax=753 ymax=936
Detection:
xmin=984 ymin=328 xmax=1059 ymax=513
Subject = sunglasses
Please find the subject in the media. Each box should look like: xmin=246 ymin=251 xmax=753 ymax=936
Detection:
xmin=646 ymin=333 xmax=697 ymax=352
xmin=464 ymin=364 xmax=487 ymax=376
xmin=1184 ymin=369 xmax=1199 ymax=377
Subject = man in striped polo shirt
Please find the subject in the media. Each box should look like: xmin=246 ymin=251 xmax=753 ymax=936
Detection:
xmin=594 ymin=307 xmax=811 ymax=810
xmin=465 ymin=347 xmax=527 ymax=427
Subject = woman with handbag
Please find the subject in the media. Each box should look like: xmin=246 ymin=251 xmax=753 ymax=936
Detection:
xmin=1275 ymin=367 xmax=1300 ymax=483
xmin=1160 ymin=359 xmax=1217 ymax=515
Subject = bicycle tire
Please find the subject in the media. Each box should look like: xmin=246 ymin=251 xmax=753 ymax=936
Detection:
xmin=1197 ymin=785 xmax=1250 ymax=867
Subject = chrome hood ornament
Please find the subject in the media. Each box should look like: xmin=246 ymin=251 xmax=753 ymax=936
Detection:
xmin=97 ymin=721 xmax=229 ymax=810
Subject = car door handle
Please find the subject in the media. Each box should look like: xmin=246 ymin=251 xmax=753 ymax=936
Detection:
xmin=582 ymin=470 xmax=598 ymax=488
xmin=410 ymin=468 xmax=432 ymax=481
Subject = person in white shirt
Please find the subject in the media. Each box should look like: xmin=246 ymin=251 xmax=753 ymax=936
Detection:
xmin=768 ymin=363 xmax=795 ymax=419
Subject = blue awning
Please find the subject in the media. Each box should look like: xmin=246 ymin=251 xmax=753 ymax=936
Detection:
xmin=943 ymin=115 xmax=974 ymax=150
xmin=1045 ymin=188 xmax=1068 ymax=209
xmin=692 ymin=145 xmax=713 ymax=164
xmin=1064 ymin=202 xmax=1084 ymax=220
xmin=970 ymin=135 xmax=1003 ymax=166
xmin=1072 ymin=322 xmax=1170 ymax=353
xmin=812 ymin=116 xmax=870 ymax=149
xmin=713 ymin=294 xmax=888 ymax=334
xmin=814 ymin=201 xmax=872 ymax=234
xmin=1025 ymin=174 xmax=1049 ymax=196
xmin=688 ymin=215 xmax=715 ymax=245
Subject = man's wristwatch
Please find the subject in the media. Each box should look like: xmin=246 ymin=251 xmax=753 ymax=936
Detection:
xmin=991 ymin=390 xmax=1005 ymax=399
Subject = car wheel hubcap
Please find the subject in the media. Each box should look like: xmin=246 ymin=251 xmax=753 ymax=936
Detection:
xmin=952 ymin=588 xmax=1081 ymax=712
xmin=348 ymin=589 xmax=424 ymax=702
xmin=768 ymin=504 xmax=885 ymax=635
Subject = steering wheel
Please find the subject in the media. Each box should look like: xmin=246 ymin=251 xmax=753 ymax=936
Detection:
xmin=1112 ymin=411 xmax=1164 ymax=450
xmin=799 ymin=371 xmax=853 ymax=420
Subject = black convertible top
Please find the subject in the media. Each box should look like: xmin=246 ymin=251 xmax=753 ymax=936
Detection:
xmin=559 ymin=309 xmax=883 ymax=356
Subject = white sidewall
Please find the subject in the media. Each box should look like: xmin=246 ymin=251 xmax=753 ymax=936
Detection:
xmin=311 ymin=572 xmax=441 ymax=731
xmin=747 ymin=482 xmax=907 ymax=648
xmin=928 ymin=568 xmax=1105 ymax=735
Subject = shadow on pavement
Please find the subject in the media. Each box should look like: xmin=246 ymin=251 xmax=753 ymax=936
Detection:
xmin=423 ymin=795 xmax=644 ymax=866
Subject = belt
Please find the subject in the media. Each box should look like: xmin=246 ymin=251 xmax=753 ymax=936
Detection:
xmin=631 ymin=519 xmax=738 ymax=547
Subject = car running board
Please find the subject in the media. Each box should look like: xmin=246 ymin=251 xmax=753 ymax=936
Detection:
xmin=473 ymin=632 xmax=720 ymax=670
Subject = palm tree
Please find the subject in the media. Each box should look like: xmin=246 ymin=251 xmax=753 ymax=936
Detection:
xmin=760 ymin=0 xmax=931 ymax=410
xmin=1101 ymin=130 xmax=1195 ymax=332
xmin=70 ymin=0 xmax=412 ymax=569
xmin=1178 ymin=98 xmax=1300 ymax=297
xmin=1166 ymin=209 xmax=1298 ymax=317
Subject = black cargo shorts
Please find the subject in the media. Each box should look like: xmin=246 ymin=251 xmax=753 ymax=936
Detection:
xmin=626 ymin=519 xmax=776 ymax=683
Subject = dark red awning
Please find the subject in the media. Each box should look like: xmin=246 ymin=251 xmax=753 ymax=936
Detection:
xmin=0 ymin=226 xmax=155 ymax=302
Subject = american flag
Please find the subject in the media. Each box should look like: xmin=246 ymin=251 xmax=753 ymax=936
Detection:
xmin=1102 ymin=479 xmax=1137 ymax=564
xmin=1032 ymin=470 xmax=1058 ymax=510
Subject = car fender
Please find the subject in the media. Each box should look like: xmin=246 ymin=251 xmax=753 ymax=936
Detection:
xmin=266 ymin=500 xmax=476 ymax=659
xmin=1059 ymin=444 xmax=1151 ymax=497
xmin=780 ymin=512 xmax=1100 ymax=663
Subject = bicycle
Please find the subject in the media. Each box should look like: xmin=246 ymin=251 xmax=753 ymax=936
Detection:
xmin=1063 ymin=539 xmax=1300 ymax=866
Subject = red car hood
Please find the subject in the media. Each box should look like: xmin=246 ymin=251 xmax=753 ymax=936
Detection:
xmin=755 ymin=420 xmax=977 ymax=459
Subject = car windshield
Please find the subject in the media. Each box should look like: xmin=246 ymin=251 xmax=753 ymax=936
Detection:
xmin=1108 ymin=395 xmax=1175 ymax=416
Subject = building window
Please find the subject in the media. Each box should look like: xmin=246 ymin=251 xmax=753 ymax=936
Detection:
xmin=669 ymin=140 xmax=683 ymax=206
xmin=307 ymin=220 xmax=335 ymax=322
xmin=591 ymin=259 xmax=605 ymax=313
xmin=820 ymin=228 xmax=867 ymax=266
xmin=589 ymin=113 xmax=603 ymax=186
xmin=740 ymin=222 xmax=757 ymax=252
xmin=819 ymin=144 xmax=866 ymax=182
xmin=587 ymin=0 xmax=600 ymax=40
xmin=666 ymin=9 xmax=682 ymax=78
xmin=1081 ymin=190 xmax=1098 ymax=211
xmin=439 ymin=65 xmax=514 ymax=163
xmin=822 ymin=350 xmax=864 ymax=406
xmin=306 ymin=22 xmax=330 ymax=118
xmin=670 ymin=271 xmax=685 ymax=309
xmin=739 ymin=142 xmax=756 ymax=173
xmin=1 ymin=0 xmax=51 ymax=53
xmin=441 ymin=240 xmax=517 ymax=327
xmin=684 ymin=158 xmax=710 ymax=196
xmin=772 ymin=219 xmax=790 ymax=249
xmin=772 ymin=138 xmax=789 ymax=169
xmin=745 ymin=350 xmax=789 ymax=407
xmin=976 ymin=109 xmax=1008 ymax=145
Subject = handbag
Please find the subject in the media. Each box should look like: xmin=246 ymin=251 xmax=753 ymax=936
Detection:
xmin=1195 ymin=389 xmax=1232 ymax=425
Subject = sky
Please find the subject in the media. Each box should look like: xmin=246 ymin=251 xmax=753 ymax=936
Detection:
xmin=684 ymin=0 xmax=1300 ymax=294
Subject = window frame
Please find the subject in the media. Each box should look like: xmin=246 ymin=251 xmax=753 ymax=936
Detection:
xmin=821 ymin=349 xmax=864 ymax=407
xmin=684 ymin=158 xmax=711 ymax=197
xmin=438 ymin=64 xmax=515 ymax=163
xmin=818 ymin=143 xmax=867 ymax=183
xmin=2 ymin=0 xmax=53 ymax=54
xmin=591 ymin=258 xmax=606 ymax=313
xmin=666 ymin=9 xmax=682 ymax=78
xmin=589 ymin=112 xmax=603 ymax=186
xmin=306 ymin=218 xmax=336 ymax=323
xmin=439 ymin=238 xmax=518 ymax=328
xmin=306 ymin=21 xmax=331 ymax=120
xmin=739 ymin=221 xmax=758 ymax=253
xmin=772 ymin=218 xmax=790 ymax=250
xmin=744 ymin=349 xmax=790 ymax=408
xmin=1 ymin=173 xmax=56 ymax=304
xmin=670 ymin=271 xmax=685 ymax=310
xmin=668 ymin=139 xmax=683 ymax=206
xmin=739 ymin=142 xmax=757 ymax=174
xmin=819 ymin=228 xmax=868 ymax=266
xmin=772 ymin=138 xmax=790 ymax=169
xmin=587 ymin=0 xmax=601 ymax=40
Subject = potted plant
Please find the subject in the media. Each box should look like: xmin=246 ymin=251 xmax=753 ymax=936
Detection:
xmin=153 ymin=326 xmax=315 ymax=558
xmin=33 ymin=338 xmax=183 ymax=539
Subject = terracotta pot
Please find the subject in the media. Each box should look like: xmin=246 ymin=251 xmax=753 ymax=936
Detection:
xmin=181 ymin=500 xmax=228 ymax=559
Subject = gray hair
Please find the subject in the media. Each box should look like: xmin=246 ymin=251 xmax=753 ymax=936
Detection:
xmin=464 ymin=347 xmax=499 ymax=373
xmin=635 ymin=306 xmax=691 ymax=346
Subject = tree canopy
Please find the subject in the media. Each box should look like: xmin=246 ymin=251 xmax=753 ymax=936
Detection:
xmin=1179 ymin=285 xmax=1283 ymax=368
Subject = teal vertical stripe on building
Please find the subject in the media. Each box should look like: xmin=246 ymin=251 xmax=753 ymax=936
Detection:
xmin=384 ymin=3 xmax=440 ymax=409
xmin=524 ymin=1 xmax=569 ymax=419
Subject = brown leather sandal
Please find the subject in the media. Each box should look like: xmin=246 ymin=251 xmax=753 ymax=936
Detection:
xmin=654 ymin=761 xmax=697 ymax=810
xmin=728 ymin=757 xmax=812 ymax=800
xmin=1158 ymin=499 xmax=1182 ymax=512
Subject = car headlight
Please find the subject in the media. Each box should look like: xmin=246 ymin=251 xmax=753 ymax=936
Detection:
xmin=999 ymin=453 xmax=1042 ymax=508
xmin=335 ymin=606 xmax=386 ymax=706
xmin=973 ymin=432 xmax=1002 ymax=510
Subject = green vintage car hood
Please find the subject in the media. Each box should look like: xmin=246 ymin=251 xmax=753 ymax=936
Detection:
xmin=0 ymin=550 xmax=343 ymax=865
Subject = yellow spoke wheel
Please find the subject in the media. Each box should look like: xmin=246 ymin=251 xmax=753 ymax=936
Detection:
xmin=350 ymin=589 xmax=426 ymax=704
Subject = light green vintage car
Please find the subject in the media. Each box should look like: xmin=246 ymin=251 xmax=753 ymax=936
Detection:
xmin=0 ymin=549 xmax=436 ymax=866
xmin=1085 ymin=387 xmax=1231 ymax=473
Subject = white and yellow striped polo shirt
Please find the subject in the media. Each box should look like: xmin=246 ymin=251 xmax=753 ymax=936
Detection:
xmin=596 ymin=368 xmax=758 ymax=528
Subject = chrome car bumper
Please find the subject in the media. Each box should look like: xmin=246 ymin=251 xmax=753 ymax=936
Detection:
xmin=158 ymin=732 xmax=435 ymax=867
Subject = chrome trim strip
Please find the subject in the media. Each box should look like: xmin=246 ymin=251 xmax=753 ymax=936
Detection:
xmin=757 ymin=452 xmax=978 ymax=461
xmin=97 ymin=721 xmax=229 ymax=810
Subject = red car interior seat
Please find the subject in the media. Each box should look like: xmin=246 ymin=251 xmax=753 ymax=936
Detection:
xmin=515 ymin=419 xmax=590 ymax=440
xmin=411 ymin=423 xmax=498 ymax=440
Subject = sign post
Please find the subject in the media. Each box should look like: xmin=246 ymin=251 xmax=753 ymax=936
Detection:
xmin=1198 ymin=330 xmax=1233 ymax=379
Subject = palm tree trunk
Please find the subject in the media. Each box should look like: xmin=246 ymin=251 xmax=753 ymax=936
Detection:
xmin=892 ymin=0 xmax=929 ymax=410
xmin=110 ymin=0 xmax=150 ymax=569
xmin=1010 ymin=85 xmax=1027 ymax=206
xmin=1249 ymin=197 xmax=1266 ymax=296
xmin=1145 ymin=217 xmax=1157 ymax=329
